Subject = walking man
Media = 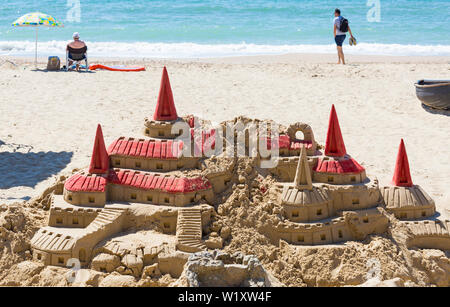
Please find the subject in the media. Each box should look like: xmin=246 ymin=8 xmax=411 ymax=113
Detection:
xmin=334 ymin=9 xmax=354 ymax=64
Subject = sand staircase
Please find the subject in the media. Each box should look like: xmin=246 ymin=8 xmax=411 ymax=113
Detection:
xmin=176 ymin=208 xmax=206 ymax=253
xmin=72 ymin=208 xmax=127 ymax=259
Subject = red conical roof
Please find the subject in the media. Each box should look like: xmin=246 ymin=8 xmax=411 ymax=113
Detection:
xmin=89 ymin=124 xmax=109 ymax=174
xmin=153 ymin=67 xmax=178 ymax=121
xmin=391 ymin=139 xmax=413 ymax=187
xmin=325 ymin=105 xmax=347 ymax=157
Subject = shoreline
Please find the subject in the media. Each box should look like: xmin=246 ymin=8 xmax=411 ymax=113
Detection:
xmin=2 ymin=53 xmax=450 ymax=66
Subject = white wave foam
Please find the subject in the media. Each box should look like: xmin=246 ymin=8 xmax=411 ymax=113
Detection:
xmin=1 ymin=40 xmax=450 ymax=58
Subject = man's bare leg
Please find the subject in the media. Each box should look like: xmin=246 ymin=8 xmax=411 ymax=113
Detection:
xmin=338 ymin=46 xmax=345 ymax=65
xmin=337 ymin=46 xmax=341 ymax=64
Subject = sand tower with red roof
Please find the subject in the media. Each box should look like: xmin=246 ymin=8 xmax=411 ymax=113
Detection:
xmin=312 ymin=105 xmax=367 ymax=185
xmin=381 ymin=139 xmax=435 ymax=219
xmin=143 ymin=67 xmax=183 ymax=139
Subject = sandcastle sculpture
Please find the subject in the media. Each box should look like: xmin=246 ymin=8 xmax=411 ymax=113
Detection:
xmin=30 ymin=68 xmax=445 ymax=271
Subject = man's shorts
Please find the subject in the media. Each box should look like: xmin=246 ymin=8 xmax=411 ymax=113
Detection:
xmin=335 ymin=34 xmax=346 ymax=47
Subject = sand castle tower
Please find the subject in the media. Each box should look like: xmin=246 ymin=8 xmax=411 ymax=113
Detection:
xmin=64 ymin=124 xmax=109 ymax=206
xmin=312 ymin=105 xmax=367 ymax=185
xmin=144 ymin=66 xmax=183 ymax=139
xmin=280 ymin=146 xmax=331 ymax=222
xmin=381 ymin=139 xmax=435 ymax=219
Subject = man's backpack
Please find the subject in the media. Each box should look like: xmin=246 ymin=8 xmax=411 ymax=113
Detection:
xmin=340 ymin=17 xmax=349 ymax=33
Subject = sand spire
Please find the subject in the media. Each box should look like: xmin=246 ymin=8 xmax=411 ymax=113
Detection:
xmin=89 ymin=124 xmax=109 ymax=174
xmin=153 ymin=66 xmax=178 ymax=121
xmin=294 ymin=146 xmax=313 ymax=190
xmin=324 ymin=105 xmax=347 ymax=157
xmin=391 ymin=139 xmax=413 ymax=187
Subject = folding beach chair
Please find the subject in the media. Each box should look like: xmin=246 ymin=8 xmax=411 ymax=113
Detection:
xmin=66 ymin=46 xmax=88 ymax=71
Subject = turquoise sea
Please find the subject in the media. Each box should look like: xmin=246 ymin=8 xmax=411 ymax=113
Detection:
xmin=0 ymin=0 xmax=449 ymax=57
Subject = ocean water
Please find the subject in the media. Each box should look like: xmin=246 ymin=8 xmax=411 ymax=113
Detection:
xmin=0 ymin=0 xmax=449 ymax=57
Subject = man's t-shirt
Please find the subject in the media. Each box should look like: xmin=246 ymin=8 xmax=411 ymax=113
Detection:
xmin=334 ymin=16 xmax=345 ymax=35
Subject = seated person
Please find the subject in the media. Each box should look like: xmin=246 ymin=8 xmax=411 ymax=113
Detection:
xmin=67 ymin=32 xmax=87 ymax=71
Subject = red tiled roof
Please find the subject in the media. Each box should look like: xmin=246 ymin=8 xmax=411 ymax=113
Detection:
xmin=65 ymin=173 xmax=108 ymax=192
xmin=107 ymin=137 xmax=183 ymax=160
xmin=313 ymin=158 xmax=365 ymax=174
xmin=108 ymin=169 xmax=211 ymax=193
xmin=65 ymin=170 xmax=212 ymax=194
xmin=266 ymin=135 xmax=313 ymax=150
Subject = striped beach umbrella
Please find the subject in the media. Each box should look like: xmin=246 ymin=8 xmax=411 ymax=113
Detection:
xmin=12 ymin=12 xmax=64 ymax=67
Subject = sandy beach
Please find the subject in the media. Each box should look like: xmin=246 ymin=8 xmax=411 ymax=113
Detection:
xmin=0 ymin=54 xmax=449 ymax=218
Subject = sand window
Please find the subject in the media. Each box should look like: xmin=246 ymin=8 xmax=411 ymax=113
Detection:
xmin=158 ymin=130 xmax=164 ymax=137
xmin=298 ymin=235 xmax=304 ymax=242
xmin=422 ymin=211 xmax=426 ymax=217
xmin=363 ymin=217 xmax=369 ymax=223
xmin=292 ymin=211 xmax=299 ymax=218
xmin=400 ymin=212 xmax=407 ymax=219
xmin=177 ymin=163 xmax=183 ymax=169
xmin=72 ymin=218 xmax=79 ymax=225
xmin=351 ymin=176 xmax=356 ymax=182
xmin=145 ymin=129 xmax=150 ymax=135
xmin=68 ymin=194 xmax=73 ymax=201
xmin=338 ymin=230 xmax=343 ymax=238
xmin=316 ymin=209 xmax=322 ymax=216
xmin=130 ymin=193 xmax=137 ymax=200
xmin=201 ymin=195 xmax=207 ymax=200
xmin=88 ymin=197 xmax=95 ymax=203
xmin=58 ymin=257 xmax=64 ymax=264
xmin=320 ymin=234 xmax=326 ymax=241
xmin=56 ymin=218 xmax=63 ymax=224
xmin=135 ymin=162 xmax=141 ymax=168
xmin=327 ymin=176 xmax=334 ymax=183
xmin=352 ymin=199 xmax=360 ymax=205
xmin=147 ymin=195 xmax=153 ymax=202
xmin=37 ymin=254 xmax=42 ymax=260
xmin=190 ymin=197 xmax=195 ymax=203
xmin=164 ymin=197 xmax=170 ymax=203
xmin=115 ymin=160 xmax=121 ymax=166
xmin=156 ymin=163 xmax=163 ymax=170
xmin=164 ymin=223 xmax=170 ymax=229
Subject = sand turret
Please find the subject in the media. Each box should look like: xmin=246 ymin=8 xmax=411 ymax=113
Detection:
xmin=293 ymin=145 xmax=313 ymax=190
xmin=280 ymin=146 xmax=331 ymax=222
xmin=153 ymin=66 xmax=178 ymax=121
xmin=381 ymin=139 xmax=435 ymax=219
xmin=391 ymin=139 xmax=413 ymax=187
xmin=144 ymin=67 xmax=183 ymax=139
xmin=324 ymin=105 xmax=347 ymax=157
xmin=313 ymin=105 xmax=367 ymax=184
xmin=89 ymin=124 xmax=109 ymax=175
